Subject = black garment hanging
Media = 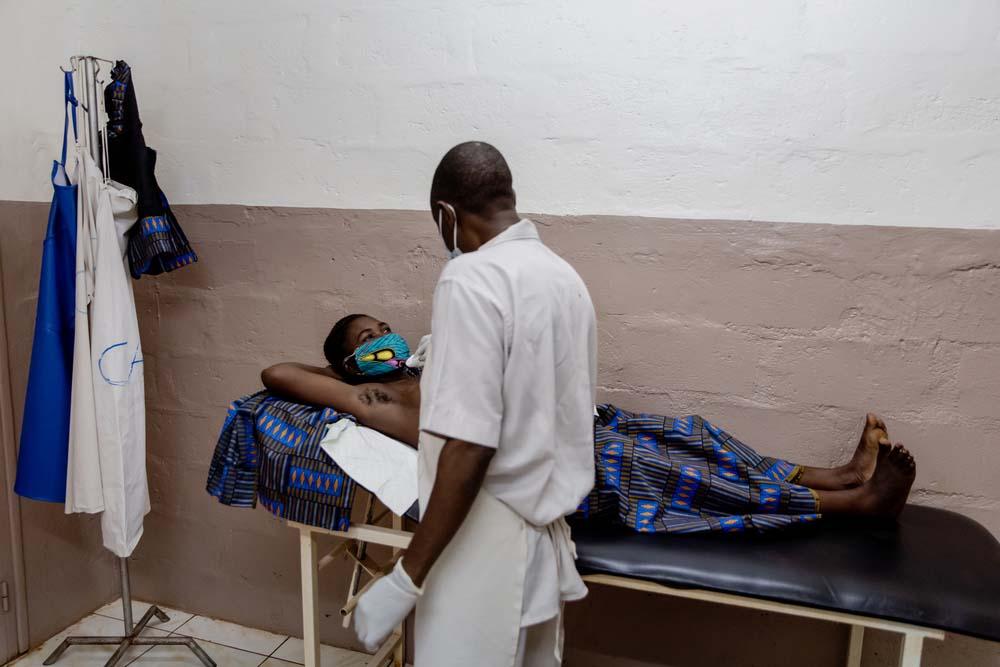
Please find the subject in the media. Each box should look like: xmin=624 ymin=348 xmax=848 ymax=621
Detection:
xmin=105 ymin=60 xmax=197 ymax=278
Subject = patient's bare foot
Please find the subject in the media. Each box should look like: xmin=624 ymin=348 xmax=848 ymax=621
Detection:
xmin=845 ymin=413 xmax=889 ymax=486
xmin=857 ymin=443 xmax=916 ymax=517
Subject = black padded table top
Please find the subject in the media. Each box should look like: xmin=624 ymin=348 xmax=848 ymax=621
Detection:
xmin=572 ymin=505 xmax=1000 ymax=642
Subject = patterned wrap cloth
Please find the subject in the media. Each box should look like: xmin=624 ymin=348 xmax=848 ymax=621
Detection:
xmin=207 ymin=391 xmax=357 ymax=531
xmin=105 ymin=61 xmax=198 ymax=279
xmin=579 ymin=405 xmax=821 ymax=534
xmin=208 ymin=397 xmax=820 ymax=535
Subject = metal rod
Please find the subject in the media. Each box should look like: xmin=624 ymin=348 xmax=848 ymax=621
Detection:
xmin=347 ymin=493 xmax=377 ymax=595
xmin=119 ymin=558 xmax=134 ymax=634
xmin=341 ymin=492 xmax=377 ymax=628
xmin=340 ymin=554 xmax=401 ymax=618
xmin=72 ymin=54 xmax=116 ymax=65
xmin=43 ymin=594 xmax=218 ymax=667
xmin=81 ymin=57 xmax=102 ymax=171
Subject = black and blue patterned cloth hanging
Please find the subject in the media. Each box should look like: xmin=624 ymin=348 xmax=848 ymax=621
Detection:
xmin=105 ymin=61 xmax=197 ymax=278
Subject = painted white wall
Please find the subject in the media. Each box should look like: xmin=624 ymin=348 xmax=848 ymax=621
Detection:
xmin=2 ymin=0 xmax=1000 ymax=228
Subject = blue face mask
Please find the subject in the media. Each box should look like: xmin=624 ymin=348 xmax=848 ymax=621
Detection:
xmin=347 ymin=333 xmax=412 ymax=376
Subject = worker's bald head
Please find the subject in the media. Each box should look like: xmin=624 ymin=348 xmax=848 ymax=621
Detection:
xmin=430 ymin=141 xmax=516 ymax=217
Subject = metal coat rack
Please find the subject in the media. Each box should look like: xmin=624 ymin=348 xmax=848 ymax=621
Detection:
xmin=43 ymin=55 xmax=215 ymax=667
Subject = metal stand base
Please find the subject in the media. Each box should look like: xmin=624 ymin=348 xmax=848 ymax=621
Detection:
xmin=42 ymin=558 xmax=216 ymax=667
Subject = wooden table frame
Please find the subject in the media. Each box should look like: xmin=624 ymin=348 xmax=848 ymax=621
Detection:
xmin=290 ymin=497 xmax=946 ymax=667
xmin=583 ymin=574 xmax=945 ymax=667
xmin=289 ymin=494 xmax=413 ymax=667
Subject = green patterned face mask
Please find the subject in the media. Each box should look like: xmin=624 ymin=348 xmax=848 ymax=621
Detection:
xmin=346 ymin=333 xmax=412 ymax=376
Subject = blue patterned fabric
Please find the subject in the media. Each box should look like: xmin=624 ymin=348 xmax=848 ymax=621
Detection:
xmin=206 ymin=391 xmax=357 ymax=531
xmin=579 ymin=405 xmax=820 ymax=534
xmin=104 ymin=60 xmax=197 ymax=279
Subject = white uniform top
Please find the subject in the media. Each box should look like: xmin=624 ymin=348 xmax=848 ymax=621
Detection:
xmin=419 ymin=218 xmax=596 ymax=625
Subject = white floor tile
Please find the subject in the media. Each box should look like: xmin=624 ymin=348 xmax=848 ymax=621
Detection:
xmin=173 ymin=616 xmax=286 ymax=656
xmin=129 ymin=639 xmax=266 ymax=667
xmin=271 ymin=638 xmax=369 ymax=666
xmin=259 ymin=660 xmax=299 ymax=666
xmin=8 ymin=614 xmax=168 ymax=667
xmin=93 ymin=598 xmax=195 ymax=634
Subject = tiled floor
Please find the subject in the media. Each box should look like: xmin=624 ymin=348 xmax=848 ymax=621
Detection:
xmin=6 ymin=599 xmax=370 ymax=667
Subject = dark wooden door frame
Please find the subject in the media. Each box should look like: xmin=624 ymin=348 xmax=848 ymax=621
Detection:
xmin=0 ymin=248 xmax=29 ymax=660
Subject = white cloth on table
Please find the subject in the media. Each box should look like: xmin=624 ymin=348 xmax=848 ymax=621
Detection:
xmin=320 ymin=419 xmax=418 ymax=516
xmin=65 ymin=150 xmax=149 ymax=558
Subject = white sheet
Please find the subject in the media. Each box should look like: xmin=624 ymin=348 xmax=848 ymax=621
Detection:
xmin=320 ymin=420 xmax=418 ymax=517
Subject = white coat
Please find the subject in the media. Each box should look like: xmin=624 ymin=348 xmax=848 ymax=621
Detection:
xmin=65 ymin=151 xmax=149 ymax=558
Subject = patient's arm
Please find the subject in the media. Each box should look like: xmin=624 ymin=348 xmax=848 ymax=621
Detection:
xmin=260 ymin=363 xmax=418 ymax=446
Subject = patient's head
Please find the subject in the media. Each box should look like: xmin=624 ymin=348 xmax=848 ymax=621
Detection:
xmin=325 ymin=314 xmax=409 ymax=379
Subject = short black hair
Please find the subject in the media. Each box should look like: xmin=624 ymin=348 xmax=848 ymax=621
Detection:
xmin=324 ymin=314 xmax=366 ymax=374
xmin=430 ymin=141 xmax=515 ymax=216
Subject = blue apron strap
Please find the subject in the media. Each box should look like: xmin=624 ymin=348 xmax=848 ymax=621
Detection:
xmin=61 ymin=71 xmax=78 ymax=166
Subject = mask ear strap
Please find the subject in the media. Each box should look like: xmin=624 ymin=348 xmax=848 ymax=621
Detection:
xmin=438 ymin=203 xmax=458 ymax=252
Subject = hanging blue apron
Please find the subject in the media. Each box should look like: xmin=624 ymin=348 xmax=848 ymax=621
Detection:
xmin=14 ymin=72 xmax=80 ymax=503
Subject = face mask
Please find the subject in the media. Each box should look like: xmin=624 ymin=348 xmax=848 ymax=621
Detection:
xmin=437 ymin=204 xmax=462 ymax=259
xmin=345 ymin=333 xmax=412 ymax=376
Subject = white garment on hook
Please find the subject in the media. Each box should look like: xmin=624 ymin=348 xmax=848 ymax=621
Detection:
xmin=66 ymin=144 xmax=100 ymax=513
xmin=65 ymin=151 xmax=149 ymax=558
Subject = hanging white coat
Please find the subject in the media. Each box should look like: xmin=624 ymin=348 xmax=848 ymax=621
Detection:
xmin=65 ymin=150 xmax=150 ymax=558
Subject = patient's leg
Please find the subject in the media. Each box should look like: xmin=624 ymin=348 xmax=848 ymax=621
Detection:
xmin=796 ymin=413 xmax=888 ymax=491
xmin=813 ymin=443 xmax=916 ymax=517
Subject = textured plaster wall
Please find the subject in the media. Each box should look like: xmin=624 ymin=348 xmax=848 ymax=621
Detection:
xmin=6 ymin=202 xmax=997 ymax=664
xmin=3 ymin=1 xmax=1000 ymax=228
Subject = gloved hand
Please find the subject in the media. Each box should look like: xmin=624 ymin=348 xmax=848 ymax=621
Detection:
xmin=405 ymin=334 xmax=432 ymax=369
xmin=354 ymin=559 xmax=423 ymax=652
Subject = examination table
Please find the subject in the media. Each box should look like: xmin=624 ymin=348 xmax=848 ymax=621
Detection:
xmin=295 ymin=501 xmax=1000 ymax=667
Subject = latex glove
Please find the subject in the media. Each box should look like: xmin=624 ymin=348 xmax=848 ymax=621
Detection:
xmin=405 ymin=334 xmax=431 ymax=369
xmin=354 ymin=559 xmax=422 ymax=652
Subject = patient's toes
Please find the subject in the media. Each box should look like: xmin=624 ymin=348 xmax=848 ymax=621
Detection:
xmin=864 ymin=443 xmax=916 ymax=517
xmin=873 ymin=414 xmax=888 ymax=434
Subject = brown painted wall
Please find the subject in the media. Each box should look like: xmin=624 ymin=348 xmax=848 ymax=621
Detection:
xmin=2 ymin=201 xmax=998 ymax=665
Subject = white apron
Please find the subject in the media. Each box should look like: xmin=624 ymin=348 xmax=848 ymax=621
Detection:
xmin=414 ymin=432 xmax=526 ymax=667
xmin=65 ymin=151 xmax=149 ymax=558
xmin=414 ymin=434 xmax=577 ymax=667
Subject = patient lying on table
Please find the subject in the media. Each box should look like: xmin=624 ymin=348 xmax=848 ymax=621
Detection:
xmin=262 ymin=314 xmax=916 ymax=534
